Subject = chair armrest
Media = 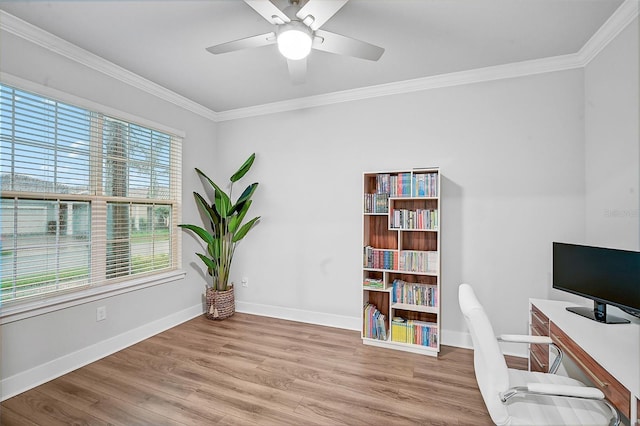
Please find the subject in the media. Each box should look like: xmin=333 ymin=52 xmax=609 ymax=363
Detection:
xmin=501 ymin=384 xmax=604 ymax=402
xmin=498 ymin=334 xmax=564 ymax=374
xmin=498 ymin=334 xmax=553 ymax=344
xmin=526 ymin=383 xmax=604 ymax=399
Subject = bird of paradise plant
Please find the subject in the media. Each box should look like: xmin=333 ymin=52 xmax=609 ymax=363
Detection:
xmin=179 ymin=153 xmax=260 ymax=291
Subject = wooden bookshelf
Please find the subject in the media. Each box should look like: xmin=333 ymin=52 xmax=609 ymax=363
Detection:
xmin=362 ymin=168 xmax=441 ymax=357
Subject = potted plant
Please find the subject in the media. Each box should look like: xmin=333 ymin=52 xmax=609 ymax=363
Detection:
xmin=179 ymin=153 xmax=260 ymax=319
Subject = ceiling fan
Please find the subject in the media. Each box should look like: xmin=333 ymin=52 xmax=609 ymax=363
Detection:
xmin=206 ymin=0 xmax=385 ymax=84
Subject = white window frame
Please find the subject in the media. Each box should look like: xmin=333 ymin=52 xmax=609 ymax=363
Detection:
xmin=0 ymin=74 xmax=185 ymax=325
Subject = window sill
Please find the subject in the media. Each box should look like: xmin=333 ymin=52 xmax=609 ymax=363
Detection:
xmin=0 ymin=269 xmax=186 ymax=325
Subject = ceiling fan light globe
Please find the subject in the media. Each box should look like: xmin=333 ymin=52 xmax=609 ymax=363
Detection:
xmin=277 ymin=27 xmax=312 ymax=60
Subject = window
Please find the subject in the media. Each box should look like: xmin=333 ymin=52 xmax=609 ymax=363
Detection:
xmin=0 ymin=84 xmax=181 ymax=305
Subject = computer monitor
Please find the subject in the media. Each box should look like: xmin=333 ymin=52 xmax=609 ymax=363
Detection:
xmin=552 ymin=242 xmax=640 ymax=324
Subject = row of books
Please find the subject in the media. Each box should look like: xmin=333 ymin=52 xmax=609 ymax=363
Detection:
xmin=390 ymin=208 xmax=439 ymax=230
xmin=399 ymin=250 xmax=438 ymax=273
xmin=391 ymin=279 xmax=438 ymax=307
xmin=363 ymin=246 xmax=398 ymax=270
xmin=375 ymin=172 xmax=412 ymax=197
xmin=363 ymin=193 xmax=389 ymax=214
xmin=364 ymin=247 xmax=439 ymax=273
xmin=363 ymin=277 xmax=384 ymax=288
xmin=412 ymin=173 xmax=438 ymax=197
xmin=363 ymin=303 xmax=387 ymax=340
xmin=372 ymin=172 xmax=439 ymax=198
xmin=391 ymin=317 xmax=438 ymax=347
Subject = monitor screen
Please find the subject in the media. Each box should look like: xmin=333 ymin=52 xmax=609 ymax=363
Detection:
xmin=552 ymin=242 xmax=640 ymax=323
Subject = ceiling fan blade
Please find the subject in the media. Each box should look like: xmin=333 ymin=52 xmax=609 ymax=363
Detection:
xmin=296 ymin=0 xmax=349 ymax=31
xmin=243 ymin=0 xmax=290 ymax=25
xmin=206 ymin=32 xmax=276 ymax=55
xmin=313 ymin=29 xmax=384 ymax=61
xmin=287 ymin=58 xmax=307 ymax=85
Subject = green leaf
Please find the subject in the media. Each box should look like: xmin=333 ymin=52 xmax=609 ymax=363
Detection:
xmin=231 ymin=183 xmax=258 ymax=215
xmin=229 ymin=199 xmax=252 ymax=233
xmin=233 ymin=199 xmax=252 ymax=232
xmin=196 ymin=253 xmax=217 ymax=274
xmin=232 ymin=216 xmax=260 ymax=242
xmin=178 ymin=224 xmax=213 ymax=245
xmin=228 ymin=214 xmax=240 ymax=234
xmin=194 ymin=167 xmax=232 ymax=220
xmin=230 ymin=153 xmax=255 ymax=182
xmin=207 ymin=237 xmax=221 ymax=261
xmin=214 ymin=189 xmax=231 ymax=218
xmin=194 ymin=192 xmax=219 ymax=230
xmin=195 ymin=168 xmax=225 ymax=194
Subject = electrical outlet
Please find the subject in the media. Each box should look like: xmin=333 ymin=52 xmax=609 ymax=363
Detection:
xmin=96 ymin=306 xmax=107 ymax=322
xmin=241 ymin=277 xmax=248 ymax=288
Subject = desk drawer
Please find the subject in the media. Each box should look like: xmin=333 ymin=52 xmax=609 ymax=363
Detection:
xmin=531 ymin=304 xmax=549 ymax=333
xmin=550 ymin=322 xmax=630 ymax=419
xmin=530 ymin=304 xmax=550 ymax=372
xmin=530 ymin=343 xmax=550 ymax=372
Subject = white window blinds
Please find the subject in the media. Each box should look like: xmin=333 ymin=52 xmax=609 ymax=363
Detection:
xmin=0 ymin=84 xmax=181 ymax=304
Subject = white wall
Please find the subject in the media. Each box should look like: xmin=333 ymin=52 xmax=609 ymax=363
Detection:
xmin=217 ymin=69 xmax=587 ymax=350
xmin=584 ymin=17 xmax=639 ymax=251
xmin=549 ymin=17 xmax=640 ymax=320
xmin=0 ymin=31 xmax=216 ymax=399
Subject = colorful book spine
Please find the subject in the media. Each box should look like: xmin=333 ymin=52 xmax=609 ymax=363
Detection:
xmin=411 ymin=172 xmax=439 ymax=197
xmin=363 ymin=303 xmax=387 ymax=340
xmin=391 ymin=317 xmax=438 ymax=347
xmin=389 ymin=208 xmax=438 ymax=230
xmin=376 ymin=174 xmax=390 ymax=195
xmin=391 ymin=279 xmax=438 ymax=307
xmin=363 ymin=246 xmax=399 ymax=270
xmin=363 ymin=278 xmax=384 ymax=288
xmin=364 ymin=193 xmax=389 ymax=213
xmin=398 ymin=251 xmax=438 ymax=273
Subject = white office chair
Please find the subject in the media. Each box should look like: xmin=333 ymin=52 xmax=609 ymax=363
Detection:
xmin=458 ymin=283 xmax=620 ymax=426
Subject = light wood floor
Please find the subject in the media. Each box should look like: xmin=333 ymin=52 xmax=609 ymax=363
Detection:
xmin=0 ymin=313 xmax=527 ymax=425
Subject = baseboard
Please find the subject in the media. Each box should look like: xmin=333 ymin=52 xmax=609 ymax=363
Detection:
xmin=235 ymin=300 xmax=361 ymax=331
xmin=0 ymin=303 xmax=203 ymax=401
xmin=235 ymin=304 xmax=529 ymax=358
xmin=441 ymin=328 xmax=473 ymax=350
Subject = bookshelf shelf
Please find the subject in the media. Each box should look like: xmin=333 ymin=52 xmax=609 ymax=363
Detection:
xmin=363 ymin=286 xmax=390 ymax=292
xmin=395 ymin=269 xmax=438 ymax=276
xmin=361 ymin=168 xmax=441 ymax=357
xmin=391 ymin=303 xmax=438 ymax=314
xmin=390 ymin=196 xmax=439 ymax=201
xmin=363 ymin=337 xmax=439 ymax=356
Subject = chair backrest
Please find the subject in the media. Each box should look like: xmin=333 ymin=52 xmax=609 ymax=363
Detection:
xmin=458 ymin=283 xmax=511 ymax=424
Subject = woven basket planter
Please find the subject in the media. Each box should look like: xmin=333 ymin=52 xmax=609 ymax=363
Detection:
xmin=205 ymin=286 xmax=235 ymax=320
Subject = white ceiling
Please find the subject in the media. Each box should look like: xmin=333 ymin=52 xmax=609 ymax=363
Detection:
xmin=0 ymin=0 xmax=627 ymax=114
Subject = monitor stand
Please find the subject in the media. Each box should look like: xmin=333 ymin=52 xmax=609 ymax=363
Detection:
xmin=566 ymin=301 xmax=630 ymax=324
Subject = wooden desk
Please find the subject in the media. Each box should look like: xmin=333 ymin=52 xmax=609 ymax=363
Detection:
xmin=530 ymin=299 xmax=640 ymax=424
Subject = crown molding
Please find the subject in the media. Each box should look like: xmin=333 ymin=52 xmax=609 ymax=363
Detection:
xmin=578 ymin=0 xmax=639 ymax=66
xmin=2 ymin=1 xmax=637 ymax=123
xmin=216 ymin=53 xmax=583 ymax=121
xmin=0 ymin=10 xmax=219 ymax=122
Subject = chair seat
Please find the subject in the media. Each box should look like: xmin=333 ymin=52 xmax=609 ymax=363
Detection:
xmin=504 ymin=368 xmax=613 ymax=425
